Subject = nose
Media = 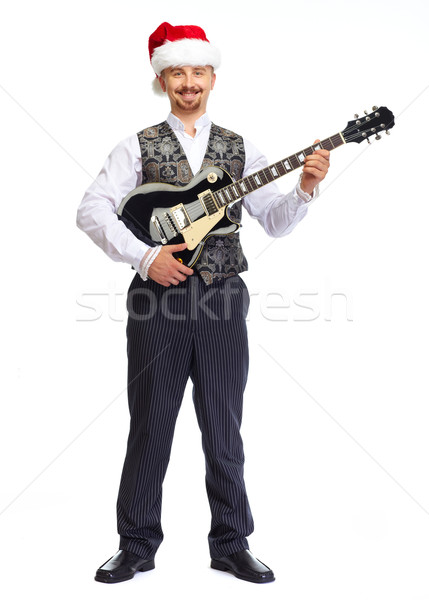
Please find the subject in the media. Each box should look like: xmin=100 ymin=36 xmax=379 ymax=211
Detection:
xmin=184 ymin=72 xmax=195 ymax=88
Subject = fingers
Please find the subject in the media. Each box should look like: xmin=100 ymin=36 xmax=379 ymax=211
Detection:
xmin=304 ymin=156 xmax=329 ymax=173
xmin=300 ymin=138 xmax=331 ymax=194
xmin=310 ymin=139 xmax=330 ymax=160
xmin=165 ymin=242 xmax=188 ymax=253
xmin=304 ymin=139 xmax=330 ymax=177
xmin=300 ymin=140 xmax=331 ymax=191
xmin=303 ymin=159 xmax=329 ymax=179
xmin=147 ymin=243 xmax=193 ymax=287
xmin=165 ymin=243 xmax=194 ymax=275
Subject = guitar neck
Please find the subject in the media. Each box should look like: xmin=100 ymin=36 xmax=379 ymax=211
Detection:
xmin=212 ymin=132 xmax=345 ymax=207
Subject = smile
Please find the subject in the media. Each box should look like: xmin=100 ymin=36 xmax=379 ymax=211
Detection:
xmin=178 ymin=90 xmax=200 ymax=99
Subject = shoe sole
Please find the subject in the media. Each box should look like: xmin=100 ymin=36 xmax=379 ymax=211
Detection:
xmin=211 ymin=559 xmax=275 ymax=584
xmin=95 ymin=559 xmax=155 ymax=583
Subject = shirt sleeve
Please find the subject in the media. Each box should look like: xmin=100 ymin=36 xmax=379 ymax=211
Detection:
xmin=76 ymin=135 xmax=149 ymax=271
xmin=242 ymin=138 xmax=317 ymax=238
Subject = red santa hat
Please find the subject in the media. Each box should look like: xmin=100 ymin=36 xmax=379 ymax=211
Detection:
xmin=148 ymin=22 xmax=221 ymax=93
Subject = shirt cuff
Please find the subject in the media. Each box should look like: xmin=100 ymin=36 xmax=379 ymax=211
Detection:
xmin=130 ymin=241 xmax=152 ymax=272
xmin=138 ymin=246 xmax=162 ymax=280
xmin=296 ymin=174 xmax=319 ymax=205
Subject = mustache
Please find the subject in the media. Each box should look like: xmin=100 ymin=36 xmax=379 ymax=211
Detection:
xmin=177 ymin=86 xmax=201 ymax=93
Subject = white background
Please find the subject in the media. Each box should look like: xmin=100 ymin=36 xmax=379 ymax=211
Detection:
xmin=1 ymin=0 xmax=429 ymax=598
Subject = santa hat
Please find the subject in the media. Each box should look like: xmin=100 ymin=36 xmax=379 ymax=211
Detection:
xmin=148 ymin=22 xmax=221 ymax=94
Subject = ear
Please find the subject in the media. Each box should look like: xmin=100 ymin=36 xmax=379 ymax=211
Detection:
xmin=158 ymin=74 xmax=167 ymax=93
xmin=152 ymin=77 xmax=166 ymax=95
xmin=211 ymin=72 xmax=216 ymax=91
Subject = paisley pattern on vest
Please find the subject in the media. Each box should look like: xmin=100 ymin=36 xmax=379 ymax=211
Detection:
xmin=137 ymin=121 xmax=248 ymax=285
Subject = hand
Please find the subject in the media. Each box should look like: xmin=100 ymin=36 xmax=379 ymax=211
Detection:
xmin=300 ymin=139 xmax=330 ymax=195
xmin=147 ymin=243 xmax=194 ymax=287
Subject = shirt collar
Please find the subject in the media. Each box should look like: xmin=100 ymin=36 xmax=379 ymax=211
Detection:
xmin=167 ymin=112 xmax=211 ymax=137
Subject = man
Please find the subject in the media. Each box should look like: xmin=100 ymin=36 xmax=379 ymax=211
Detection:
xmin=77 ymin=21 xmax=330 ymax=584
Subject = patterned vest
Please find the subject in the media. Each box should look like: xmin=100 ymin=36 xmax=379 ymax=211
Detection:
xmin=137 ymin=121 xmax=248 ymax=285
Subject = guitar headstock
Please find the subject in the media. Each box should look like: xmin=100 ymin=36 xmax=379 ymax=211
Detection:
xmin=342 ymin=106 xmax=395 ymax=144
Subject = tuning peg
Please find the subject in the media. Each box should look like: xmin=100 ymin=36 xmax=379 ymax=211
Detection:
xmin=375 ymin=134 xmax=381 ymax=140
xmin=364 ymin=110 xmax=369 ymax=115
xmin=386 ymin=130 xmax=390 ymax=135
xmin=354 ymin=113 xmax=359 ymax=119
xmin=372 ymin=105 xmax=379 ymax=111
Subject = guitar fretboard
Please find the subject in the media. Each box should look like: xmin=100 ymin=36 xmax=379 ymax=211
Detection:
xmin=213 ymin=133 xmax=345 ymax=207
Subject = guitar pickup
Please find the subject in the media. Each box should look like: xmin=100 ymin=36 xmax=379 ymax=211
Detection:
xmin=198 ymin=190 xmax=219 ymax=216
xmin=171 ymin=204 xmax=191 ymax=231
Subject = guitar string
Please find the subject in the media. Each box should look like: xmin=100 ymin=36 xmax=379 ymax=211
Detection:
xmin=181 ymin=116 xmax=389 ymax=222
xmin=210 ymin=135 xmax=341 ymax=207
xmin=162 ymin=113 xmax=391 ymax=235
xmin=215 ymin=115 xmax=389 ymax=207
xmin=172 ymin=128 xmax=377 ymax=237
xmin=218 ymin=131 xmax=357 ymax=205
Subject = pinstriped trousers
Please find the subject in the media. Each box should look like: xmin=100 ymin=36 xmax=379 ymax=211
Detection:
xmin=117 ymin=273 xmax=254 ymax=560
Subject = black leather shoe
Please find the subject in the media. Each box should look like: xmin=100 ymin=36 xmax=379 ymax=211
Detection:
xmin=211 ymin=549 xmax=275 ymax=583
xmin=95 ymin=549 xmax=155 ymax=583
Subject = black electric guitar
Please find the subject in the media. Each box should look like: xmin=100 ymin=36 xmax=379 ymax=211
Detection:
xmin=117 ymin=106 xmax=395 ymax=266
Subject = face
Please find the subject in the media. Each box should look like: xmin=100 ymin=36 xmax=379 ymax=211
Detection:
xmin=159 ymin=65 xmax=216 ymax=116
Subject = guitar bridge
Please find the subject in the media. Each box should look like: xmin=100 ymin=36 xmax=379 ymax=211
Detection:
xmin=164 ymin=212 xmax=178 ymax=235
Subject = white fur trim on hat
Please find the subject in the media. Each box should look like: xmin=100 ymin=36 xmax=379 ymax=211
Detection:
xmin=151 ymin=38 xmax=221 ymax=76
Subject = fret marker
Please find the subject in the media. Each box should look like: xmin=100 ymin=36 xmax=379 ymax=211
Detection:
xmin=283 ymin=160 xmax=291 ymax=170
xmin=215 ymin=192 xmax=224 ymax=206
xmin=298 ymin=152 xmax=305 ymax=163
xmin=314 ymin=144 xmax=321 ymax=150
xmin=270 ymin=166 xmax=279 ymax=177
xmin=254 ymin=174 xmax=262 ymax=186
xmin=240 ymin=182 xmax=247 ymax=193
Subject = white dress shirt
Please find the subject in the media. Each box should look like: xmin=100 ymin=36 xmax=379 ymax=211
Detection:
xmin=76 ymin=113 xmax=316 ymax=273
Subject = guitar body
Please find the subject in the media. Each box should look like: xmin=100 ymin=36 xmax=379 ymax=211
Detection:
xmin=117 ymin=166 xmax=240 ymax=267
